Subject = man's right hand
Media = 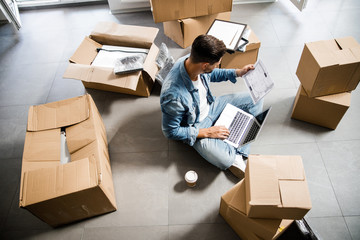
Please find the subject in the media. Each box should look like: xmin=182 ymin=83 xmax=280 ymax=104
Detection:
xmin=198 ymin=126 xmax=230 ymax=139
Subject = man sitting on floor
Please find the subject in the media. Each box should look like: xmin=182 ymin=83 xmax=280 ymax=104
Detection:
xmin=160 ymin=34 xmax=263 ymax=178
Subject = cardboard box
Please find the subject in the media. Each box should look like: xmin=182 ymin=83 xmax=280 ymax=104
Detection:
xmin=220 ymin=27 xmax=261 ymax=69
xmin=245 ymin=155 xmax=312 ymax=220
xmin=291 ymin=85 xmax=351 ymax=129
xmin=163 ymin=12 xmax=231 ymax=49
xmin=220 ymin=179 xmax=293 ymax=240
xmin=19 ymin=94 xmax=117 ymax=227
xmin=63 ymin=22 xmax=159 ymax=97
xmin=296 ymin=36 xmax=360 ymax=97
xmin=150 ymin=0 xmax=232 ymax=23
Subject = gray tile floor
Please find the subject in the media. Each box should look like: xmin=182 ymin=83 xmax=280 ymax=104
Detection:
xmin=0 ymin=0 xmax=360 ymax=239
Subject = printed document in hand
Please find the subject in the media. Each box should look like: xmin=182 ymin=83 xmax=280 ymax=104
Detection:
xmin=242 ymin=60 xmax=274 ymax=104
xmin=207 ymin=20 xmax=247 ymax=51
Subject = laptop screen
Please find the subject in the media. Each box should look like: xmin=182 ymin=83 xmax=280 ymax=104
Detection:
xmin=255 ymin=108 xmax=270 ymax=125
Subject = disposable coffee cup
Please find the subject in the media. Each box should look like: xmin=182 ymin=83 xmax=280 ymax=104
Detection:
xmin=185 ymin=170 xmax=198 ymax=187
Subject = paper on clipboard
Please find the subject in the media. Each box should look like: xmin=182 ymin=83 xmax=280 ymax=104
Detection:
xmin=207 ymin=20 xmax=247 ymax=51
xmin=242 ymin=60 xmax=274 ymax=104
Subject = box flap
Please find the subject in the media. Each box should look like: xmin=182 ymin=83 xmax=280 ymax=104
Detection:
xmin=69 ymin=37 xmax=102 ymax=65
xmin=228 ymin=179 xmax=246 ymax=214
xmin=276 ymin=155 xmax=305 ymax=180
xmin=335 ymin=36 xmax=360 ymax=49
xmin=333 ymin=48 xmax=358 ymax=65
xmin=142 ymin=43 xmax=159 ymax=81
xmin=248 ymin=156 xmax=281 ymax=206
xmin=279 ymin=181 xmax=312 ymax=209
xmin=27 ymin=95 xmax=90 ymax=132
xmin=66 ymin=94 xmax=107 ymax=155
xmin=63 ymin=63 xmax=140 ymax=91
xmin=246 ymin=27 xmax=261 ymax=51
xmin=151 ymin=0 xmax=196 ymax=23
xmin=23 ymin=129 xmax=60 ymax=162
xmin=90 ymin=22 xmax=159 ymax=49
xmin=21 ymin=157 xmax=96 ymax=206
xmin=151 ymin=0 xmax=232 ymax=23
xmin=307 ymin=40 xmax=339 ymax=68
xmin=316 ymin=91 xmax=351 ymax=106
xmin=163 ymin=20 xmax=185 ymax=48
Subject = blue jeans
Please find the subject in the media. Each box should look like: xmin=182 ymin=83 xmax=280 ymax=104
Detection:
xmin=193 ymin=92 xmax=263 ymax=170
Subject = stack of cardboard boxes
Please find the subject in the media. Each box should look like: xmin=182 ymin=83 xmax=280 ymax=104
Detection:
xmin=292 ymin=37 xmax=360 ymax=129
xmin=220 ymin=155 xmax=312 ymax=240
xmin=150 ymin=0 xmax=261 ymax=69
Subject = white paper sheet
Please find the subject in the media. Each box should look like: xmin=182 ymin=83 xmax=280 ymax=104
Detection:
xmin=207 ymin=20 xmax=246 ymax=50
xmin=242 ymin=59 xmax=274 ymax=104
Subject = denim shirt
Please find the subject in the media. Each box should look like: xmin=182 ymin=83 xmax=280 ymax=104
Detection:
xmin=160 ymin=55 xmax=238 ymax=146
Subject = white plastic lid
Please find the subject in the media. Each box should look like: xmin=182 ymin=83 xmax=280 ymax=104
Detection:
xmin=185 ymin=170 xmax=198 ymax=183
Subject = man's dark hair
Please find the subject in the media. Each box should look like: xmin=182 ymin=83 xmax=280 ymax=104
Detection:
xmin=190 ymin=34 xmax=227 ymax=64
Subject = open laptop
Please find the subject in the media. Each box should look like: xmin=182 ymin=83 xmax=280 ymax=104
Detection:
xmin=215 ymin=103 xmax=271 ymax=148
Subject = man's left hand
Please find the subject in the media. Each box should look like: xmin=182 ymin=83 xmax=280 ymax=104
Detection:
xmin=235 ymin=64 xmax=255 ymax=77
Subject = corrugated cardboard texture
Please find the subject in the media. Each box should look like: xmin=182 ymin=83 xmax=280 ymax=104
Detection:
xmin=291 ymin=85 xmax=351 ymax=129
xmin=64 ymin=22 xmax=159 ymax=97
xmin=150 ymin=0 xmax=232 ymax=23
xmin=245 ymin=155 xmax=312 ymax=220
xmin=25 ymin=186 xmax=115 ymax=227
xmin=20 ymin=94 xmax=117 ymax=227
xmin=221 ymin=27 xmax=261 ymax=69
xmin=163 ymin=12 xmax=231 ymax=49
xmin=27 ymin=95 xmax=89 ymax=132
xmin=296 ymin=36 xmax=360 ymax=97
xmin=91 ymin=22 xmax=158 ymax=49
xmin=70 ymin=37 xmax=102 ymax=64
xmin=22 ymin=158 xmax=95 ymax=206
xmin=220 ymin=180 xmax=293 ymax=240
xmin=23 ymin=129 xmax=61 ymax=162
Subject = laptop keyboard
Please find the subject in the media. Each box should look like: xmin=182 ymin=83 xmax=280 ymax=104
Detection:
xmin=228 ymin=112 xmax=250 ymax=144
xmin=243 ymin=121 xmax=260 ymax=145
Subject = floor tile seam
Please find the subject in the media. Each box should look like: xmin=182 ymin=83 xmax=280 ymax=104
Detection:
xmin=306 ymin=215 xmax=351 ymax=219
xmin=0 ymin=60 xmax=65 ymax=70
xmin=80 ymin=226 xmax=85 ymax=240
xmin=278 ymin=45 xmax=298 ymax=89
xmin=309 ymin=213 xmax=354 ymax=240
xmin=316 ymin=7 xmax=360 ymax=15
xmin=266 ymin=8 xmax=295 ymax=48
xmin=315 ymin=138 xmax=360 ymax=144
xmin=109 ymin=149 xmax=169 ymax=154
xmin=342 ymin=214 xmax=360 ymax=218
xmin=316 ymin=10 xmax=336 ymax=40
xmin=251 ymin=140 xmax=317 ymax=148
xmin=44 ymin=62 xmax=61 ymax=103
xmin=0 ymin=184 xmax=19 ymax=232
xmin=167 ymin=222 xmax=228 ymax=227
xmin=0 ymin=103 xmax=38 ymax=108
xmin=0 ymin=103 xmax=31 ymax=109
xmin=315 ymin=142 xmax=349 ymax=221
xmin=83 ymin=223 xmax=170 ymax=230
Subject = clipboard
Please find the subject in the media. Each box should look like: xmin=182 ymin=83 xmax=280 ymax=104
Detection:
xmin=206 ymin=19 xmax=247 ymax=53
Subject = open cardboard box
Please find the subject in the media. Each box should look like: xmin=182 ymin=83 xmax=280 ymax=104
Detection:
xmin=245 ymin=155 xmax=312 ymax=220
xmin=291 ymin=85 xmax=351 ymax=130
xmin=296 ymin=36 xmax=360 ymax=97
xmin=220 ymin=179 xmax=293 ymax=240
xmin=19 ymin=94 xmax=117 ymax=227
xmin=150 ymin=0 xmax=232 ymax=23
xmin=163 ymin=12 xmax=231 ymax=49
xmin=221 ymin=27 xmax=261 ymax=69
xmin=63 ymin=22 xmax=159 ymax=97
